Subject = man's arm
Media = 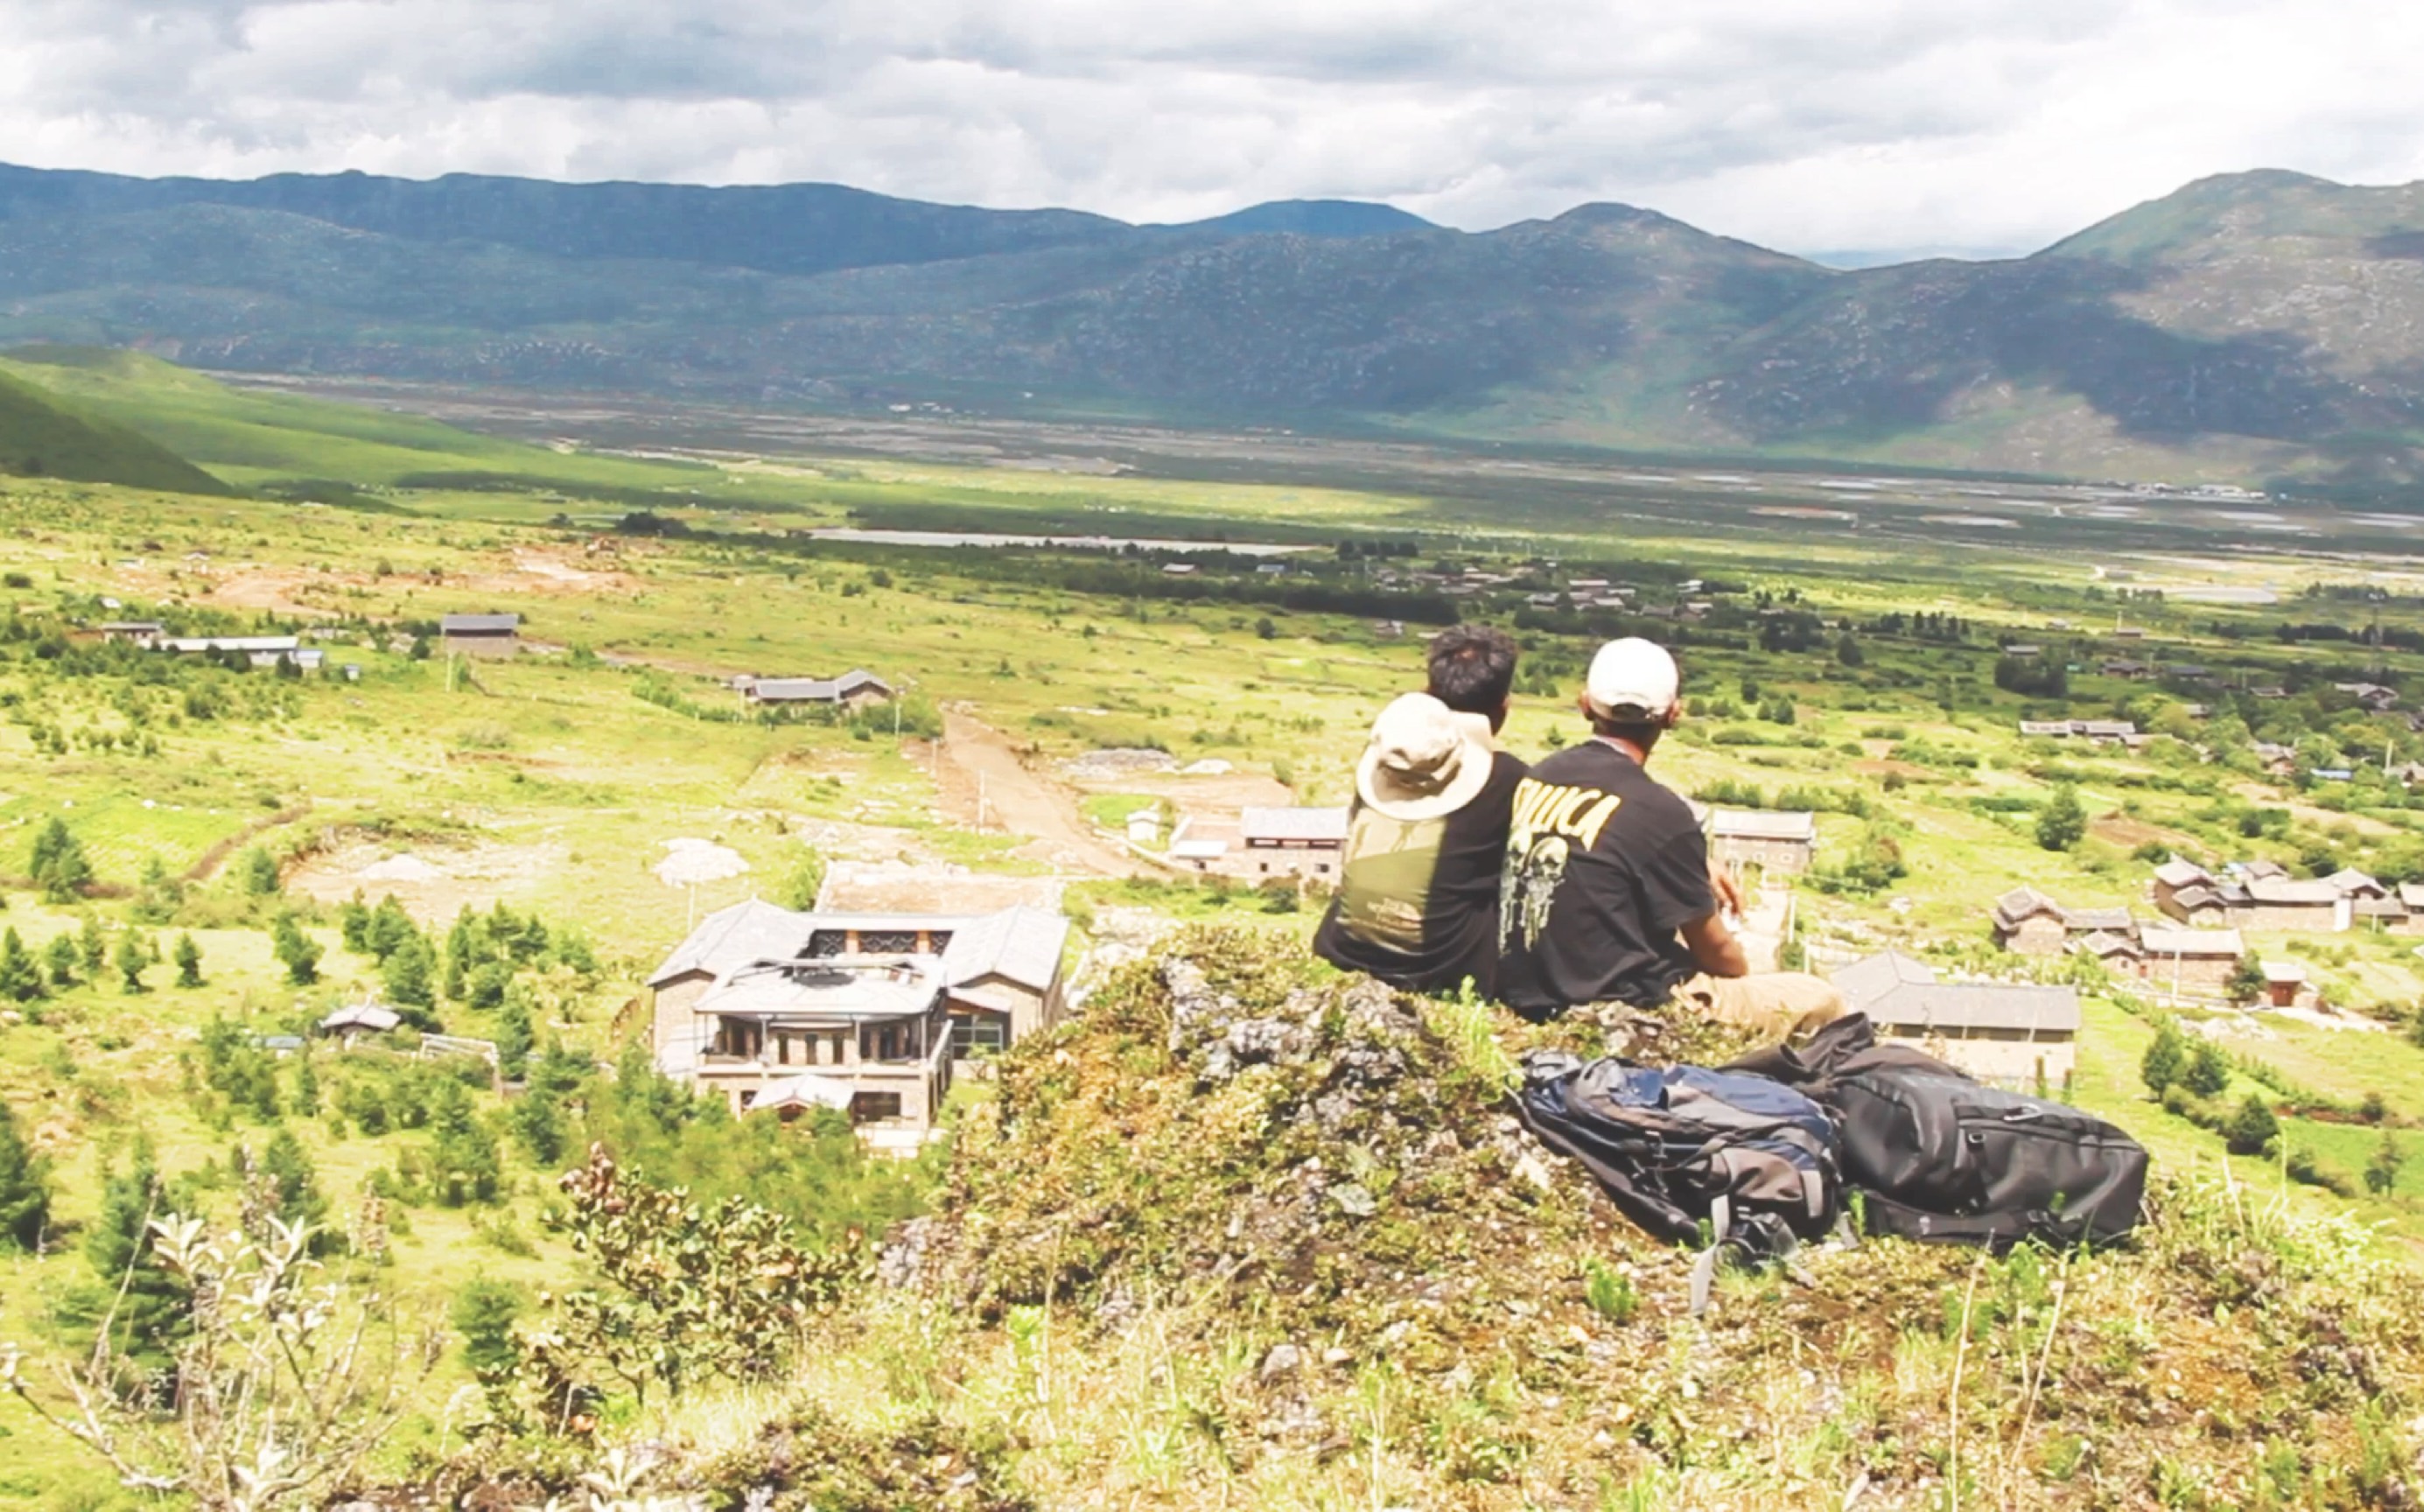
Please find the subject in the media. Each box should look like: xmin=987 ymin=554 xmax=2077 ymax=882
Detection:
xmin=1706 ymin=860 xmax=1744 ymax=916
xmin=1678 ymin=911 xmax=1751 ymax=978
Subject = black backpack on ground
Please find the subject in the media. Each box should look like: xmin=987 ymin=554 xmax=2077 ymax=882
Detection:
xmin=1518 ymin=1052 xmax=1843 ymax=1310
xmin=1729 ymin=1013 xmax=2147 ymax=1251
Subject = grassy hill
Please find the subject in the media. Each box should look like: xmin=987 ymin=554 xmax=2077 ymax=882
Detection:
xmin=0 ymin=360 xmax=228 ymax=494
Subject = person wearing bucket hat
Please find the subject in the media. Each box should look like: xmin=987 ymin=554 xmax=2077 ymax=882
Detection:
xmin=1495 ymin=637 xmax=1844 ymax=1040
xmin=1314 ymin=689 xmax=1530 ymax=996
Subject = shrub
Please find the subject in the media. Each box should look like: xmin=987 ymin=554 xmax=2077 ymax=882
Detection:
xmin=2224 ymin=1095 xmax=2280 ymax=1157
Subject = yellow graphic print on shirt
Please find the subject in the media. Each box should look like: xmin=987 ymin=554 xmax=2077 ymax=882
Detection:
xmin=1500 ymin=777 xmax=1622 ymax=950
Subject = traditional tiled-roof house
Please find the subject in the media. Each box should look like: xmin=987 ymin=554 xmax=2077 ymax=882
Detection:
xmin=2136 ymin=927 xmax=2246 ymax=990
xmin=1239 ymin=807 xmax=1349 ymax=880
xmin=2242 ymin=878 xmax=2350 ymax=934
xmin=1831 ymin=951 xmax=2081 ymax=1087
xmin=1991 ymin=886 xmax=2070 ymax=955
xmin=1708 ymin=809 xmax=1819 ymax=875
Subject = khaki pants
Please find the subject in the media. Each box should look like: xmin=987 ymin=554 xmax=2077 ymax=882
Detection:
xmin=1671 ymin=971 xmax=1846 ymax=1040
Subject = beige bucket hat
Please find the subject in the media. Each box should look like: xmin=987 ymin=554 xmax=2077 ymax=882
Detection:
xmin=1356 ymin=692 xmax=1495 ymax=822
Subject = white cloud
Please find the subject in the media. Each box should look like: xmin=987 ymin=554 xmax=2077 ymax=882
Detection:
xmin=0 ymin=0 xmax=2420 ymax=259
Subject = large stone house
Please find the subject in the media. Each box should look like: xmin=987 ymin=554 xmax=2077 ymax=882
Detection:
xmin=2135 ymin=927 xmax=2246 ymax=991
xmin=1990 ymin=886 xmax=2134 ymax=956
xmin=439 ymin=612 xmax=521 ymax=657
xmin=1238 ymin=807 xmax=1349 ymax=880
xmin=1707 ymin=808 xmax=1818 ymax=874
xmin=1831 ymin=951 xmax=2080 ymax=1088
xmin=2152 ymin=858 xmax=2350 ymax=933
xmin=738 ymin=669 xmax=893 ymax=711
xmin=648 ymin=900 xmax=1070 ymax=1145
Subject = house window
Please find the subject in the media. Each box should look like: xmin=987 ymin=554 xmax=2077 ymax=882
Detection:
xmin=807 ymin=930 xmax=848 ymax=957
xmin=951 ymin=1017 xmax=1008 ymax=1057
xmin=862 ymin=930 xmax=918 ymax=954
xmin=851 ymin=1092 xmax=904 ymax=1124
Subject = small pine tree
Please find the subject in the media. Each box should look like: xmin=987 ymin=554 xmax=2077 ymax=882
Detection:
xmin=256 ymin=1127 xmax=332 ymax=1240
xmin=383 ymin=934 xmax=437 ymax=1008
xmin=2224 ymin=1094 xmax=2280 ymax=1157
xmin=115 ymin=932 xmax=150 ymax=993
xmin=429 ymin=1082 xmax=501 ymax=1207
xmin=239 ymin=846 xmax=284 ymax=897
xmin=451 ymin=1276 xmax=526 ymax=1375
xmin=272 ymin=915 xmax=323 ymax=987
xmin=510 ymin=1089 xmax=566 ymax=1166
xmin=2183 ymin=1039 xmax=2231 ymax=1098
xmin=2365 ymin=1130 xmax=2406 ymax=1196
xmin=495 ymin=992 xmax=534 ymax=1081
xmin=339 ymin=890 xmax=374 ymax=954
xmin=2225 ymin=951 xmax=2267 ymax=1007
xmin=293 ymin=1052 xmax=321 ymax=1118
xmin=81 ymin=1141 xmax=191 ymax=1370
xmin=0 ymin=1098 xmax=53 ymax=1251
xmin=29 ymin=816 xmax=92 ymax=903
xmin=172 ymin=932 xmax=204 ymax=988
xmin=43 ymin=931 xmax=79 ymax=987
xmin=0 ymin=928 xmax=46 ymax=1003
xmin=1835 ymin=633 xmax=1865 ymax=668
xmin=2140 ymin=1024 xmax=2187 ymax=1096
xmin=77 ymin=913 xmax=107 ymax=975
xmin=2035 ymin=785 xmax=2087 ymax=852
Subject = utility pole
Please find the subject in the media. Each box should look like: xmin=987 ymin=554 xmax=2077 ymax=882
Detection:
xmin=978 ymin=772 xmax=989 ymax=830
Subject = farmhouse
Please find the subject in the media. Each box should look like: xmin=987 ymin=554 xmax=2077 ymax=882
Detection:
xmin=2135 ymin=927 xmax=2246 ymax=991
xmin=648 ymin=900 xmax=1071 ymax=1144
xmin=1831 ymin=951 xmax=2080 ymax=1088
xmin=1989 ymin=886 xmax=2135 ymax=955
xmin=2243 ymin=878 xmax=2349 ymax=933
xmin=1707 ymin=808 xmax=1818 ymax=874
xmin=439 ymin=612 xmax=521 ymax=656
xmin=739 ymin=669 xmax=893 ymax=711
xmin=317 ymin=1002 xmax=401 ymax=1045
xmin=97 ymin=620 xmax=164 ymax=644
xmin=1238 ymin=806 xmax=1349 ymax=879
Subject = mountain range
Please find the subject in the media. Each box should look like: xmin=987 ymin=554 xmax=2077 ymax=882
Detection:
xmin=7 ymin=162 xmax=2424 ymax=489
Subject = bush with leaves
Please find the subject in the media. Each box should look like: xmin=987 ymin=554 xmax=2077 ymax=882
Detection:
xmin=2224 ymin=1094 xmax=2281 ymax=1156
xmin=2035 ymin=784 xmax=2087 ymax=851
xmin=510 ymin=1145 xmax=866 ymax=1415
xmin=7 ymin=1214 xmax=441 ymax=1509
xmin=2226 ymin=951 xmax=2267 ymax=1007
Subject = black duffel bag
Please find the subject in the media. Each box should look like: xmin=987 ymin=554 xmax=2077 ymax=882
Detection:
xmin=1730 ymin=1013 xmax=2147 ymax=1250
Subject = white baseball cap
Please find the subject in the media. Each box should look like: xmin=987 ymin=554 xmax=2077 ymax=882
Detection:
xmin=1584 ymin=637 xmax=1680 ymax=719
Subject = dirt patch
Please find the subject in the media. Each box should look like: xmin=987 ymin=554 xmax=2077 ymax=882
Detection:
xmin=115 ymin=549 xmax=640 ymax=623
xmin=287 ymin=836 xmax=575 ymax=923
xmin=816 ymin=862 xmax=1064 ymax=914
xmin=2089 ymin=813 xmax=2175 ymax=848
xmin=1850 ymin=759 xmax=1928 ymax=780
xmin=928 ymin=711 xmax=1138 ymax=878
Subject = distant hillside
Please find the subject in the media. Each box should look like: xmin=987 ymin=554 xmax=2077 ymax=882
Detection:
xmin=0 ymin=358 xmax=228 ymax=494
xmin=14 ymin=162 xmax=2424 ymax=486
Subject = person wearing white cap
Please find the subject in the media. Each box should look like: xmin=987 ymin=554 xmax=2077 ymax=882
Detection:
xmin=1314 ymin=687 xmax=1529 ymax=996
xmin=1495 ymin=637 xmax=1844 ymax=1038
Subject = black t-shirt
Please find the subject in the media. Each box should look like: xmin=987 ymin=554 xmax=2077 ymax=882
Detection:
xmin=1314 ymin=749 xmax=1528 ymax=997
xmin=1494 ymin=739 xmax=1714 ymax=1017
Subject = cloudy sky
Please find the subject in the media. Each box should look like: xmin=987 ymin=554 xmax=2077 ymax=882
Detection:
xmin=4 ymin=0 xmax=2420 ymax=261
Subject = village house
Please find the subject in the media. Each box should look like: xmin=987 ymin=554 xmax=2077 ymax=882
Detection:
xmin=1707 ymin=808 xmax=1818 ymax=874
xmin=2015 ymin=719 xmax=2138 ymax=744
xmin=1989 ymin=886 xmax=2135 ymax=955
xmin=97 ymin=620 xmax=165 ymax=645
xmin=439 ymin=612 xmax=522 ymax=657
xmin=2401 ymin=882 xmax=2424 ymax=934
xmin=317 ymin=1001 xmax=401 ymax=1046
xmin=1831 ymin=951 xmax=2080 ymax=1088
xmin=738 ymin=669 xmax=893 ymax=712
xmin=648 ymin=900 xmax=1071 ymax=1145
xmin=1238 ymin=807 xmax=1349 ymax=879
xmin=2259 ymin=960 xmax=2310 ymax=1010
xmin=2335 ymin=682 xmax=2399 ymax=712
xmin=2076 ymin=930 xmax=2146 ymax=973
xmin=2243 ymin=878 xmax=2350 ymax=933
xmin=2135 ymin=927 xmax=2246 ymax=993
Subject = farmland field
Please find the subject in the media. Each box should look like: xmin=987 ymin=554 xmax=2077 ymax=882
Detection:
xmin=6 ymin=356 xmax=2424 ymax=1504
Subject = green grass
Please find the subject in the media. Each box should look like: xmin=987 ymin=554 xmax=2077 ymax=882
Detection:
xmin=0 ymin=361 xmax=228 ymax=495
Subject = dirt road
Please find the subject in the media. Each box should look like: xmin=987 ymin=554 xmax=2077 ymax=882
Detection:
xmin=931 ymin=710 xmax=1140 ymax=877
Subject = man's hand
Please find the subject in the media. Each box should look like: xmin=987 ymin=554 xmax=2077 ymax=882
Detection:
xmin=1707 ymin=860 xmax=1745 ymax=917
xmin=1678 ymin=912 xmax=1752 ymax=979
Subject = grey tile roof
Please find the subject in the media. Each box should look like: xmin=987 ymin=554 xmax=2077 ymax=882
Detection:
xmin=2153 ymin=858 xmax=2211 ymax=889
xmin=440 ymin=612 xmax=521 ymax=634
xmin=1832 ymin=951 xmax=2080 ymax=1033
xmin=2062 ymin=906 xmax=2135 ymax=933
xmin=2140 ymin=926 xmax=2245 ymax=957
xmin=648 ymin=898 xmax=812 ymax=986
xmin=940 ymin=905 xmax=1070 ymax=994
xmin=2248 ymin=878 xmax=2339 ymax=906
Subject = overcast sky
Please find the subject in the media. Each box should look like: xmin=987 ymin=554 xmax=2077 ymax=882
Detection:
xmin=4 ymin=0 xmax=2421 ymax=261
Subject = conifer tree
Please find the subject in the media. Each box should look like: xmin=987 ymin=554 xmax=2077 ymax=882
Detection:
xmin=29 ymin=816 xmax=92 ymax=902
xmin=0 ymin=928 xmax=46 ymax=1003
xmin=81 ymin=1140 xmax=190 ymax=1371
xmin=0 ymin=1098 xmax=52 ymax=1251
xmin=272 ymin=914 xmax=322 ymax=986
xmin=172 ymin=932 xmax=204 ymax=988
xmin=2140 ymin=1023 xmax=2186 ymax=1096
xmin=77 ymin=912 xmax=106 ymax=976
xmin=383 ymin=933 xmax=437 ymax=1008
xmin=43 ymin=931 xmax=79 ymax=987
xmin=115 ymin=931 xmax=149 ymax=993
